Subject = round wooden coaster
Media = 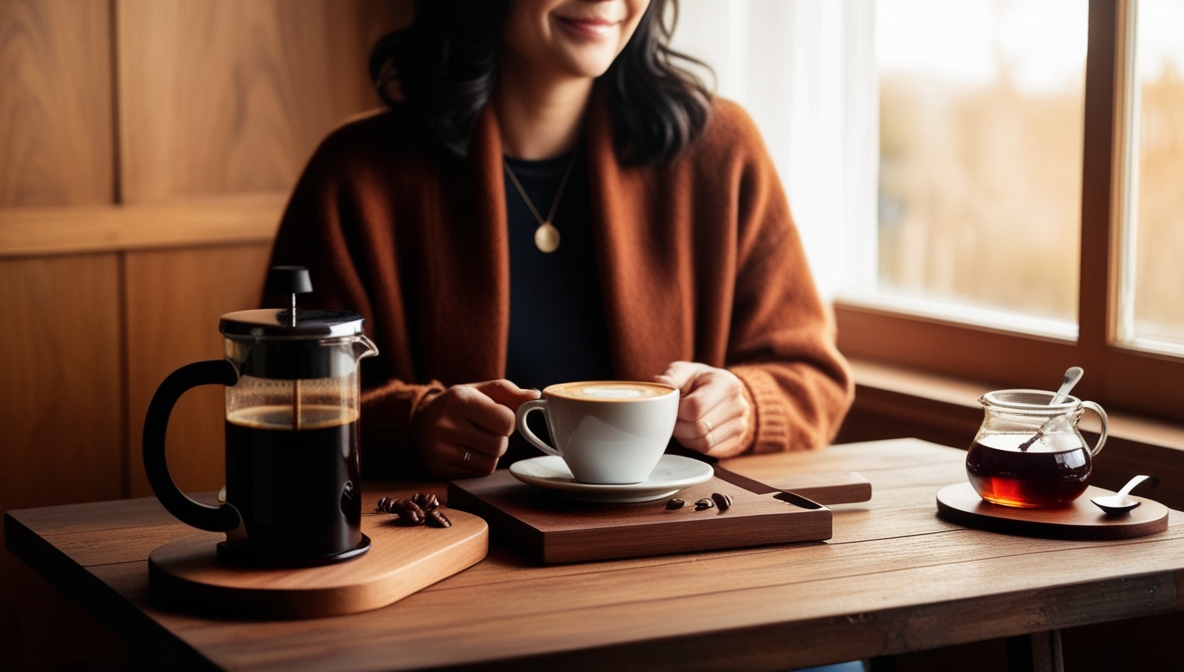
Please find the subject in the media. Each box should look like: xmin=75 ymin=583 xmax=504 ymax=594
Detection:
xmin=936 ymin=482 xmax=1168 ymax=540
xmin=149 ymin=509 xmax=487 ymax=619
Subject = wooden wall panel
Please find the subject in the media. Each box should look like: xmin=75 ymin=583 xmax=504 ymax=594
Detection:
xmin=125 ymin=244 xmax=272 ymax=498
xmin=0 ymin=0 xmax=113 ymax=207
xmin=116 ymin=0 xmax=406 ymax=203
xmin=0 ymin=255 xmax=123 ymax=511
xmin=0 ymin=194 xmax=284 ymax=257
xmin=0 ymin=254 xmax=125 ymax=670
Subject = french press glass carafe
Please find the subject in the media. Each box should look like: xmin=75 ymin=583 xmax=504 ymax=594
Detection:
xmin=143 ymin=267 xmax=378 ymax=567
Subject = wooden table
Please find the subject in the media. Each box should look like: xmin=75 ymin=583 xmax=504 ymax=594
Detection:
xmin=6 ymin=438 xmax=1184 ymax=671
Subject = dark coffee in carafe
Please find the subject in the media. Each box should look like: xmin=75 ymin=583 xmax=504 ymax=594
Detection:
xmin=223 ymin=405 xmax=363 ymax=564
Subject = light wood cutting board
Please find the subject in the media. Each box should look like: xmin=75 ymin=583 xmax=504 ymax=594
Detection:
xmin=148 ymin=507 xmax=487 ymax=619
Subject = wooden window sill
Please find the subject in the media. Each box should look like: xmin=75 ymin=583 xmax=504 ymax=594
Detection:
xmin=850 ymin=357 xmax=1184 ymax=452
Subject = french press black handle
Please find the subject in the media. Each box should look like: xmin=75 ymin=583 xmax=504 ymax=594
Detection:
xmin=142 ymin=359 xmax=241 ymax=532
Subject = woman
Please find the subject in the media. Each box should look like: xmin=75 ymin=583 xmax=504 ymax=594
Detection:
xmin=269 ymin=0 xmax=853 ymax=482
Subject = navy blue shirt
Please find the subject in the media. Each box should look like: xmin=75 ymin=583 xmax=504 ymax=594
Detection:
xmin=503 ymin=147 xmax=615 ymax=392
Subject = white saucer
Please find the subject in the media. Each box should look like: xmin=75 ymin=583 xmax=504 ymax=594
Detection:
xmin=509 ymin=454 xmax=714 ymax=503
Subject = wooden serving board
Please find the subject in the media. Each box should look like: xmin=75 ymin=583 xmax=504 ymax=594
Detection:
xmin=447 ymin=470 xmax=840 ymax=564
xmin=148 ymin=508 xmax=487 ymax=619
xmin=936 ymin=482 xmax=1169 ymax=540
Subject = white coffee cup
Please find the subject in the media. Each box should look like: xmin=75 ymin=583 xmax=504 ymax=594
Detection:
xmin=515 ymin=381 xmax=679 ymax=484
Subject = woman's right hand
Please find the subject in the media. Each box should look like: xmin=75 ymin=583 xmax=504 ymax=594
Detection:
xmin=411 ymin=380 xmax=540 ymax=479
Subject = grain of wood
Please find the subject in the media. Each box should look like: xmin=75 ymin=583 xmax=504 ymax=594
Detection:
xmin=116 ymin=0 xmax=404 ymax=203
xmin=0 ymin=255 xmax=123 ymax=513
xmin=0 ymin=0 xmax=113 ymax=207
xmin=124 ymin=244 xmax=272 ymax=497
xmin=449 ymin=473 xmax=834 ymax=563
xmin=0 ymin=194 xmax=286 ymax=257
xmin=0 ymin=254 xmax=124 ymax=671
xmin=148 ymin=509 xmax=488 ymax=618
xmin=9 ymin=439 xmax=1184 ymax=671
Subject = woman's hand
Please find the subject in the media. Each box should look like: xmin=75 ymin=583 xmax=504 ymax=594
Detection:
xmin=411 ymin=380 xmax=540 ymax=479
xmin=655 ymin=361 xmax=752 ymax=459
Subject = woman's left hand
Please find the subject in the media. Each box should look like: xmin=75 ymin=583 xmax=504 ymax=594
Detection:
xmin=655 ymin=361 xmax=752 ymax=459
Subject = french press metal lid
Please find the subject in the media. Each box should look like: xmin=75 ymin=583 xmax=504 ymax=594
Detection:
xmin=220 ymin=266 xmax=376 ymax=379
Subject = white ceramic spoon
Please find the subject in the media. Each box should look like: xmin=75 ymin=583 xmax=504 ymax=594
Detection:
xmin=1091 ymin=474 xmax=1151 ymax=515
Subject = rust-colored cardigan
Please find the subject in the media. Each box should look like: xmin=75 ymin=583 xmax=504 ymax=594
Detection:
xmin=270 ymin=89 xmax=853 ymax=470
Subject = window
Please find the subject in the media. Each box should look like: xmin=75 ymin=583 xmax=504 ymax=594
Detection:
xmin=835 ymin=0 xmax=1184 ymax=423
xmin=868 ymin=0 xmax=1087 ymax=337
xmin=675 ymin=0 xmax=1183 ymax=423
xmin=1116 ymin=0 xmax=1184 ymax=355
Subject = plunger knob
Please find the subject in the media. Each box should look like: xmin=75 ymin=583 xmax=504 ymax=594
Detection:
xmin=266 ymin=266 xmax=313 ymax=296
xmin=266 ymin=266 xmax=313 ymax=327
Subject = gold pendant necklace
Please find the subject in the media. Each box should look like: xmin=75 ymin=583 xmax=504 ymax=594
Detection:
xmin=503 ymin=149 xmax=579 ymax=254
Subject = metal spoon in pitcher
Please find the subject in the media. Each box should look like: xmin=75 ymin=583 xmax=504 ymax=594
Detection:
xmin=1050 ymin=366 xmax=1084 ymax=404
xmin=1091 ymin=474 xmax=1151 ymax=515
xmin=1017 ymin=366 xmax=1085 ymax=451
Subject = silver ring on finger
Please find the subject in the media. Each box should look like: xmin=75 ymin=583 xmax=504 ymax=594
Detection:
xmin=463 ymin=451 xmax=472 ymax=466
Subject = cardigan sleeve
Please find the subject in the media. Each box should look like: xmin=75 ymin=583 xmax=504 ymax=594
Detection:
xmin=711 ymin=103 xmax=854 ymax=453
xmin=267 ymin=126 xmax=443 ymax=476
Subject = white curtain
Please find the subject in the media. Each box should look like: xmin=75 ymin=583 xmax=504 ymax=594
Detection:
xmin=671 ymin=0 xmax=878 ymax=300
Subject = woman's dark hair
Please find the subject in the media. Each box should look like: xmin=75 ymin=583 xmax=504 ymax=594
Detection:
xmin=369 ymin=0 xmax=713 ymax=165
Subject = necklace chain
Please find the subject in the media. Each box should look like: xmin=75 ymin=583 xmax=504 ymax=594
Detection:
xmin=503 ymin=149 xmax=579 ymax=253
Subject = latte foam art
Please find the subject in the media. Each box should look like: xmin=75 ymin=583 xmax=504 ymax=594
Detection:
xmin=548 ymin=381 xmax=673 ymax=401
xmin=580 ymin=386 xmax=644 ymax=399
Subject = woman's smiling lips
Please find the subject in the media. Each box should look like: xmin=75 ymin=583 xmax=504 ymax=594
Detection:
xmin=554 ymin=15 xmax=621 ymax=39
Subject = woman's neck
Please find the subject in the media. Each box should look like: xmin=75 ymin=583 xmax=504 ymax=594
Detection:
xmin=494 ymin=54 xmax=594 ymax=160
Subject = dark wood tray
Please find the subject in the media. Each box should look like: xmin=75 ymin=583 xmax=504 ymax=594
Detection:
xmin=447 ymin=470 xmax=842 ymax=564
xmin=936 ymin=482 xmax=1169 ymax=540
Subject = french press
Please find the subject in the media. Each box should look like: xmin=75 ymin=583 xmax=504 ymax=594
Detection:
xmin=143 ymin=267 xmax=378 ymax=567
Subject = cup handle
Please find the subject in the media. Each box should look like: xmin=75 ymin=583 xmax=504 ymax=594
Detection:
xmin=1082 ymin=400 xmax=1109 ymax=457
xmin=142 ymin=359 xmax=242 ymax=533
xmin=515 ymin=399 xmax=561 ymax=457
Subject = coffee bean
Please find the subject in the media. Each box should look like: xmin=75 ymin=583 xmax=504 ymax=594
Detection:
xmin=426 ymin=510 xmax=452 ymax=528
xmin=412 ymin=492 xmax=440 ymax=511
xmin=694 ymin=498 xmax=715 ymax=511
xmin=665 ymin=498 xmax=685 ymax=510
xmin=377 ymin=493 xmax=449 ymax=528
xmin=711 ymin=492 xmax=732 ymax=511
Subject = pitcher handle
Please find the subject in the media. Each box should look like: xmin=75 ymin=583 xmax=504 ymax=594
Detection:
xmin=142 ymin=359 xmax=242 ymax=532
xmin=1082 ymin=400 xmax=1109 ymax=457
xmin=515 ymin=399 xmax=561 ymax=457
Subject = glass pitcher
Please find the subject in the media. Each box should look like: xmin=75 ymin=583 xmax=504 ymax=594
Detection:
xmin=142 ymin=267 xmax=378 ymax=567
xmin=966 ymin=389 xmax=1108 ymax=509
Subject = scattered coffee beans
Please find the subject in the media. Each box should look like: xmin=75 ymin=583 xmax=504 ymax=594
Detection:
xmin=376 ymin=493 xmax=447 ymax=527
xmin=711 ymin=492 xmax=732 ymax=511
xmin=694 ymin=498 xmax=715 ymax=511
xmin=665 ymin=498 xmax=685 ymax=510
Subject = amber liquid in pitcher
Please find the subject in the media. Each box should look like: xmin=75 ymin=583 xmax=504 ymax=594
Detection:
xmin=966 ymin=433 xmax=1091 ymax=508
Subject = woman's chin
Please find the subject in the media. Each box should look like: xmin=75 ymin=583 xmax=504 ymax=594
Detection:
xmin=552 ymin=50 xmax=619 ymax=80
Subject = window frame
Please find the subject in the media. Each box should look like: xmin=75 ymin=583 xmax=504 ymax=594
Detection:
xmin=833 ymin=0 xmax=1184 ymax=424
